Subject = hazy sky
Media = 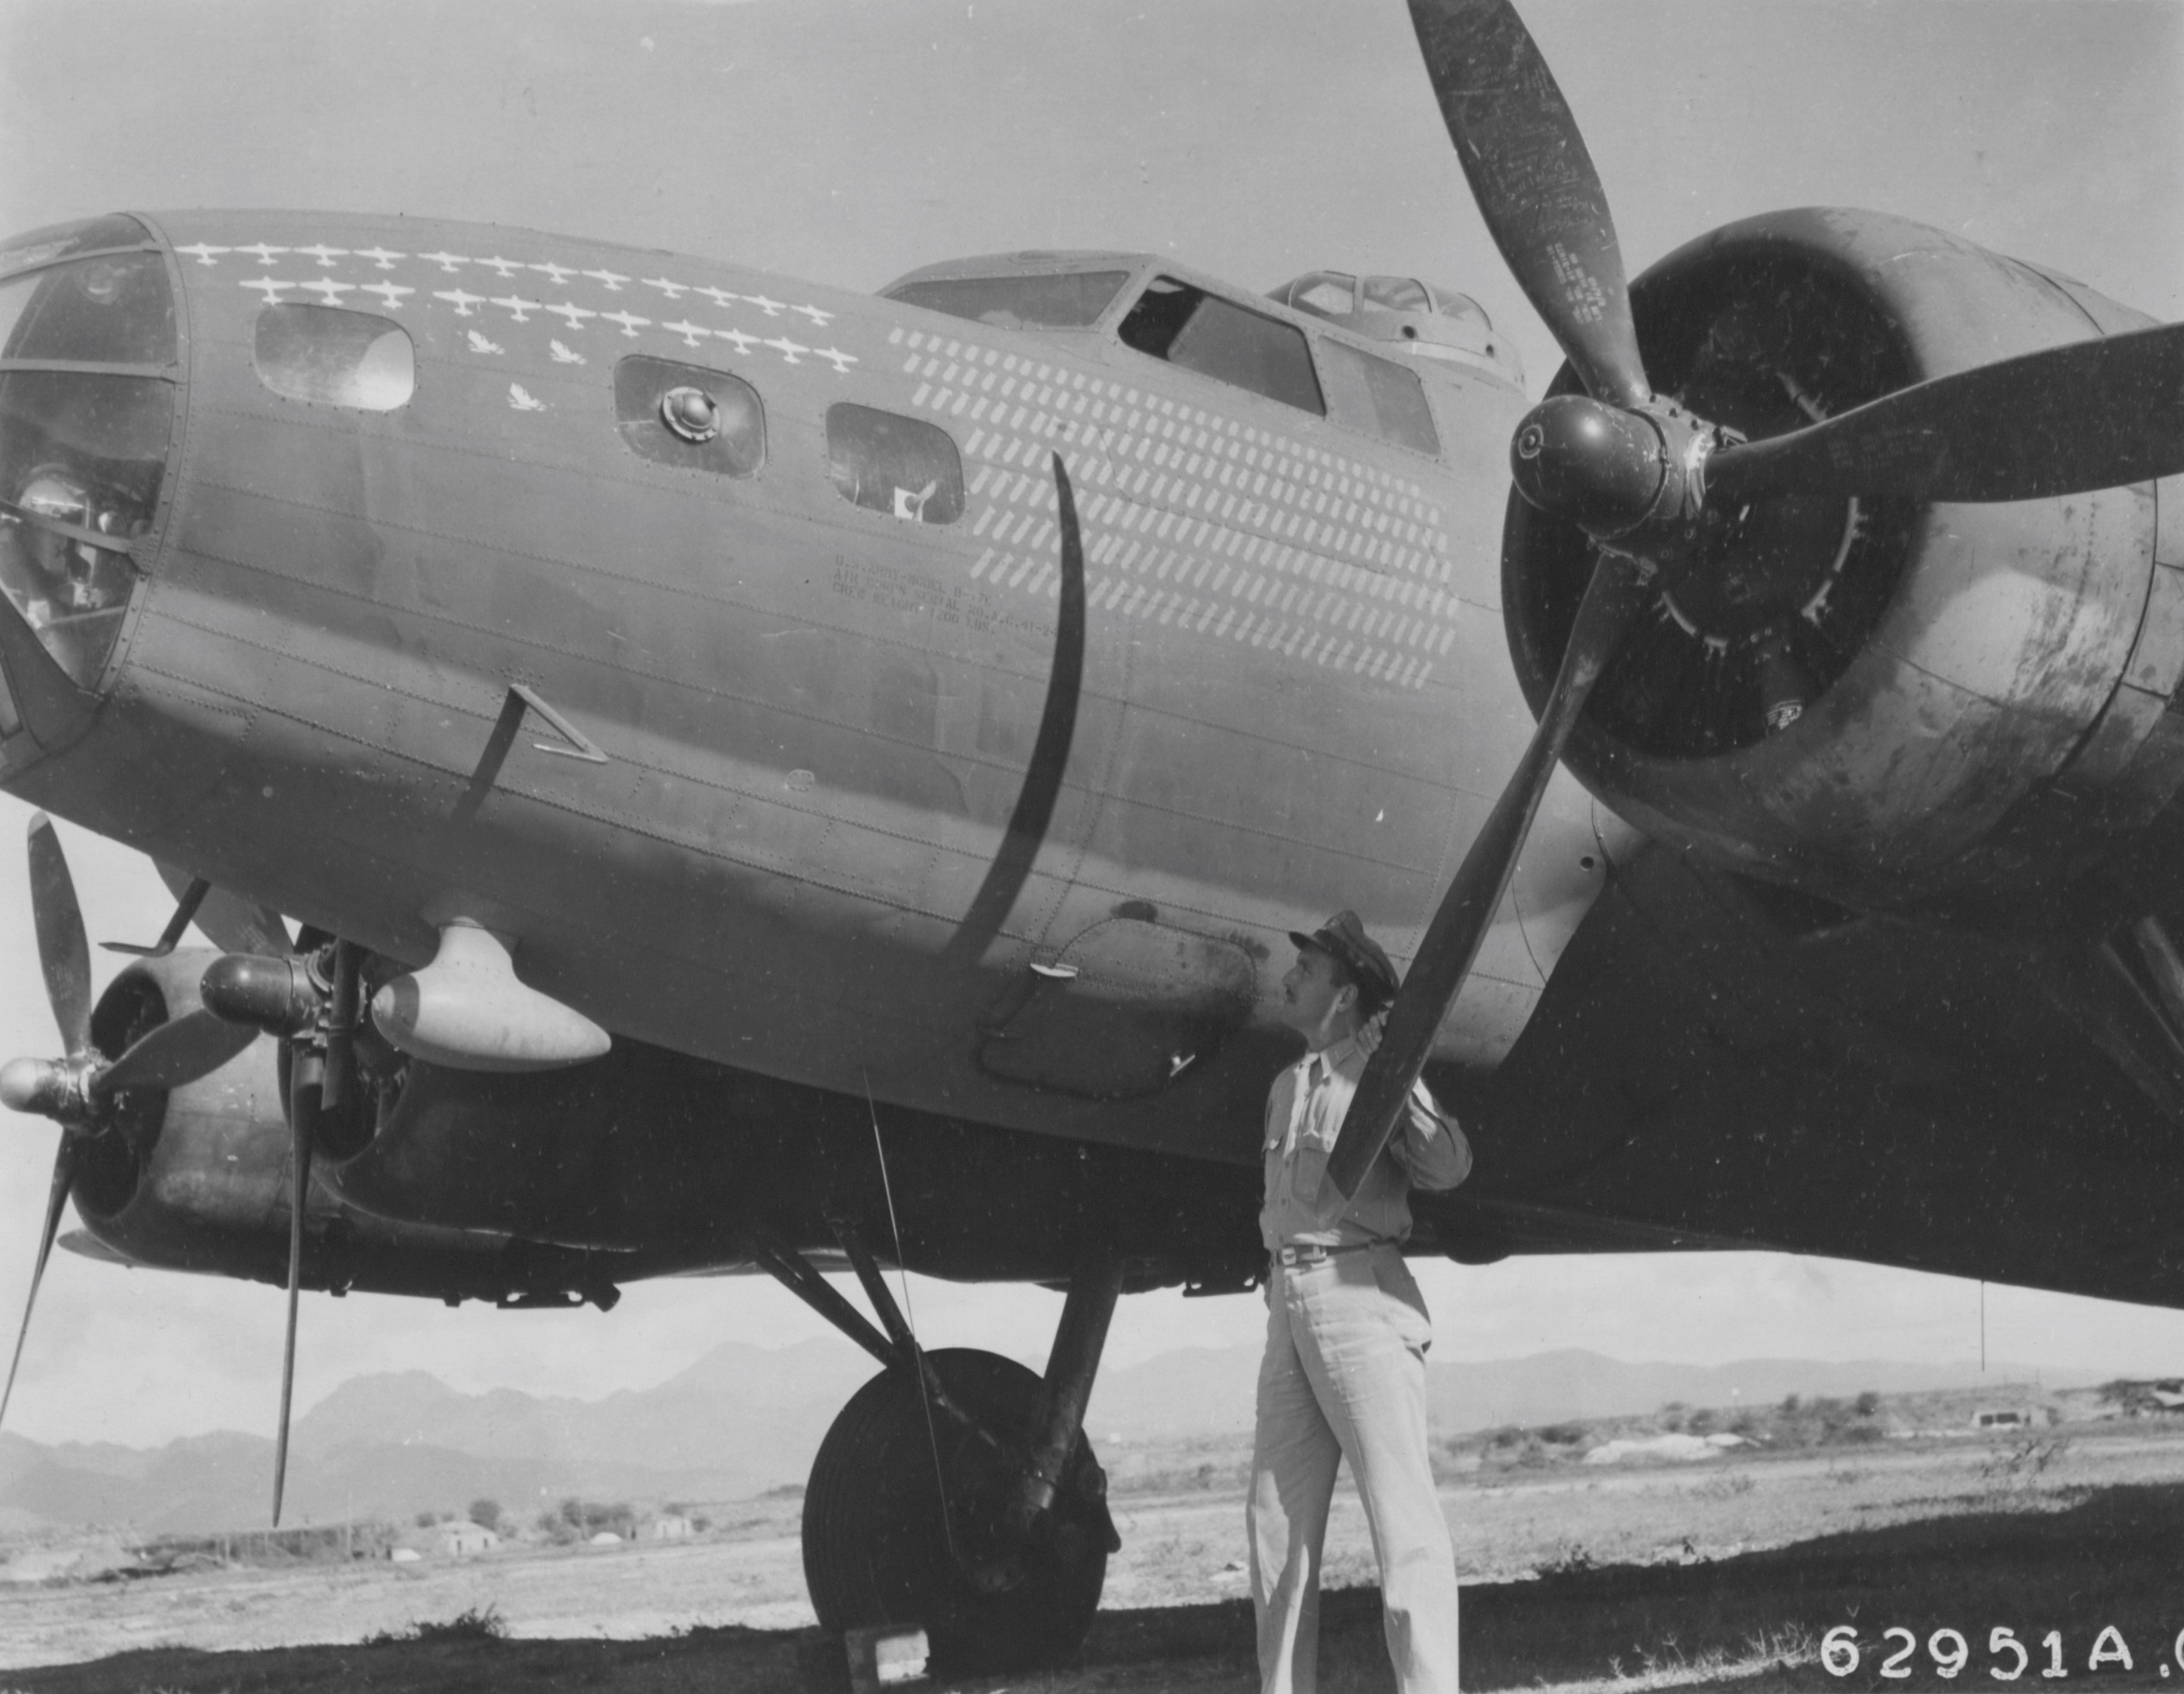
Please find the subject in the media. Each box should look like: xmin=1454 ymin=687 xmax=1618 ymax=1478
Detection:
xmin=0 ymin=0 xmax=2179 ymax=1451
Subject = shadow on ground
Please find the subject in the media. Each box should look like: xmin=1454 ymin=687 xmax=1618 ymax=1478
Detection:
xmin=10 ymin=1482 xmax=2183 ymax=1693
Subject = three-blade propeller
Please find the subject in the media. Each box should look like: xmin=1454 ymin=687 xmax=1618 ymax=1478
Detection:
xmin=0 ymin=817 xmax=262 ymax=1436
xmin=1328 ymin=0 xmax=2184 ymax=1197
xmin=0 ymin=817 xmax=247 ymax=1425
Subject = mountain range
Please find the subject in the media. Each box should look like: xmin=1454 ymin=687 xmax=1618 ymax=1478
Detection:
xmin=0 ymin=1345 xmax=2092 ymax=1536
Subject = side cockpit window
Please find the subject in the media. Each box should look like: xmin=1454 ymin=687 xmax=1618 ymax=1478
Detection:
xmin=827 ymin=404 xmax=963 ymax=524
xmin=254 ymin=305 xmax=414 ymax=411
xmin=1118 ymin=277 xmax=1323 ymax=416
xmin=1318 ymin=340 xmax=1440 ymax=459
xmin=614 ymin=356 xmax=765 ymax=477
xmin=884 ymin=270 xmax=1130 ymax=330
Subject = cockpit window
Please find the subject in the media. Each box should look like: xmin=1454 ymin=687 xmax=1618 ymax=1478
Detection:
xmin=827 ymin=404 xmax=963 ymax=523
xmin=1275 ymin=271 xmax=1359 ymax=322
xmin=886 ymin=270 xmax=1129 ymax=330
xmin=254 ymin=305 xmax=414 ymax=411
xmin=0 ymin=252 xmax=176 ymax=368
xmin=1317 ymin=340 xmax=1440 ymax=458
xmin=1361 ymin=277 xmax=1433 ymax=313
xmin=1118 ymin=278 xmax=1324 ymax=416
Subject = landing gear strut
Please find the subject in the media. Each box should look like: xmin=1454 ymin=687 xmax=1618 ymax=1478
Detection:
xmin=758 ymin=1228 xmax=1125 ymax=1675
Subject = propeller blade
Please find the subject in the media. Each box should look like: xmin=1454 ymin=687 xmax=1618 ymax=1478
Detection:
xmin=0 ymin=1135 xmax=77 ymax=1431
xmin=1706 ymin=320 xmax=2184 ymax=506
xmin=26 ymin=815 xmax=92 ymax=1055
xmin=1325 ymin=552 xmax=1650 ymax=1200
xmin=91 ymin=1009 xmax=258 ymax=1097
xmin=153 ymin=862 xmax=293 ymax=957
xmin=272 ymin=1054 xmax=321 ymax=1527
xmin=1407 ymin=0 xmax=1648 ymax=409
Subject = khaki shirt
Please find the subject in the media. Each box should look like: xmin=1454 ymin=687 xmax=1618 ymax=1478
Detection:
xmin=1259 ymin=1031 xmax=1471 ymax=1251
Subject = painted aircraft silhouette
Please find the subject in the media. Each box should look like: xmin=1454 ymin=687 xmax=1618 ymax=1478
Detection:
xmin=2 ymin=0 xmax=2182 ymax=1669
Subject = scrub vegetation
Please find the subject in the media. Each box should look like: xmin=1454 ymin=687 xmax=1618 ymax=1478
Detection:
xmin=2 ymin=1394 xmax=2182 ymax=1692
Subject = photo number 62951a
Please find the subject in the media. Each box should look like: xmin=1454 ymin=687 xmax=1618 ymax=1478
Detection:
xmin=1822 ymin=1624 xmax=2178 ymax=1680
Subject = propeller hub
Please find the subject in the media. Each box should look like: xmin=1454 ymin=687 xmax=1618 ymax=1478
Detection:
xmin=201 ymin=954 xmax=321 ymax=1037
xmin=0 ymin=1054 xmax=92 ymax=1121
xmin=1509 ymin=395 xmax=1668 ymax=536
xmin=1 ymin=1057 xmax=63 ymax=1116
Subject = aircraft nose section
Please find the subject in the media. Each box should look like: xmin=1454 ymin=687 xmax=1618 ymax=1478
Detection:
xmin=0 ymin=216 xmax=179 ymax=746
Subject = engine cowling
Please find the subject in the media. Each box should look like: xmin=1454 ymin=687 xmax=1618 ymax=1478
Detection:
xmin=1506 ymin=208 xmax=2182 ymax=912
xmin=52 ymin=953 xmax=608 ymax=1303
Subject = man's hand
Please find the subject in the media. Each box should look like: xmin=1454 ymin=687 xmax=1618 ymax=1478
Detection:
xmin=1357 ymin=1006 xmax=1388 ymax=1057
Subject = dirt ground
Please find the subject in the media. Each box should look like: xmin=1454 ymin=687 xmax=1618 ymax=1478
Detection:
xmin=5 ymin=1425 xmax=2184 ymax=1691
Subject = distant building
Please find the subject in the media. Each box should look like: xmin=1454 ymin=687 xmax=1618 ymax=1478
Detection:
xmin=650 ymin=1514 xmax=694 ymax=1540
xmin=1972 ymin=1407 xmax=2030 ymax=1430
xmin=437 ymin=1520 xmax=500 ymax=1557
xmin=2150 ymin=1379 xmax=2184 ymax=1410
xmin=589 ymin=1530 xmax=623 ymax=1547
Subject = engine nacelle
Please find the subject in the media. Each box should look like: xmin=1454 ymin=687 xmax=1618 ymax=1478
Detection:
xmin=56 ymin=954 xmax=282 ymax=1238
xmin=1506 ymin=208 xmax=2183 ymax=912
xmin=57 ymin=953 xmax=614 ymax=1303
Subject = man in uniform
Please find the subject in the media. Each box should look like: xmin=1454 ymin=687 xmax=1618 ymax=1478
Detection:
xmin=1251 ymin=911 xmax=1470 ymax=1694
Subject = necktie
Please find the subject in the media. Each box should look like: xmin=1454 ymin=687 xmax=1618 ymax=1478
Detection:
xmin=1297 ymin=1057 xmax=1325 ymax=1144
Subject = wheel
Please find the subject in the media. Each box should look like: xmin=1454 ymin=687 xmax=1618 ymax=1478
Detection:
xmin=801 ymin=1347 xmax=1110 ymax=1676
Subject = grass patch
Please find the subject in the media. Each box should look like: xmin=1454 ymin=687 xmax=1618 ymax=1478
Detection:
xmin=362 ymin=1605 xmax=506 ymax=1646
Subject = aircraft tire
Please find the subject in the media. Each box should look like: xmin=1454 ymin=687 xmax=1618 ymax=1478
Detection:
xmin=801 ymin=1346 xmax=1108 ymax=1676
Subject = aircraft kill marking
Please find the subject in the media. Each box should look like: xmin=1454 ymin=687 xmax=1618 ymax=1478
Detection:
xmin=878 ymin=323 xmax=1460 ymax=687
xmin=196 ymin=240 xmax=848 ymax=370
xmin=193 ymin=229 xmax=1462 ymax=767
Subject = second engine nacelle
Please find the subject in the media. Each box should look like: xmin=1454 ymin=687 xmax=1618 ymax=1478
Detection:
xmin=1506 ymin=207 xmax=2183 ymax=912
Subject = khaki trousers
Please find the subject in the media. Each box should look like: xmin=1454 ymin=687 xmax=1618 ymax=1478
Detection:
xmin=1248 ymin=1246 xmax=1460 ymax=1693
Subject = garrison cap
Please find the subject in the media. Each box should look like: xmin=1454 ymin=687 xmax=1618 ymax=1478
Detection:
xmin=1288 ymin=909 xmax=1398 ymax=1003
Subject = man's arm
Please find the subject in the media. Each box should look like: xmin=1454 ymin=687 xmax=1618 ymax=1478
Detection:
xmin=1356 ymin=1011 xmax=1470 ymax=1191
xmin=1392 ymin=1079 xmax=1470 ymax=1191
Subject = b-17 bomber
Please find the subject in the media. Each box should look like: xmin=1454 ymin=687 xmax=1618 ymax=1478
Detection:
xmin=0 ymin=0 xmax=2180 ymax=1672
